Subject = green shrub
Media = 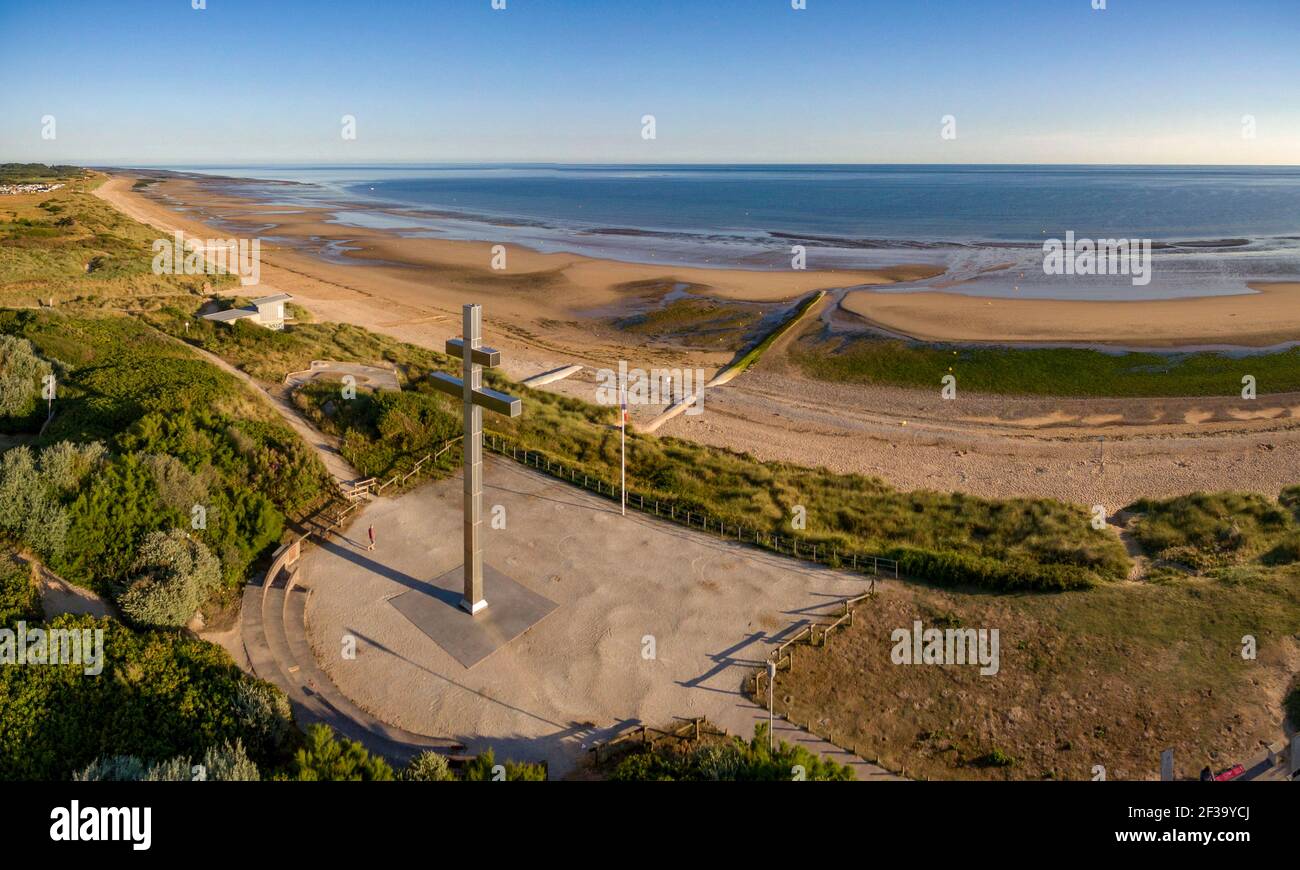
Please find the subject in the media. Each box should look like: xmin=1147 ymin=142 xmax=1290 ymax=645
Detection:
xmin=0 ymin=446 xmax=70 ymax=561
xmin=0 ymin=557 xmax=40 ymax=625
xmin=0 ymin=334 xmax=51 ymax=425
xmin=889 ymin=546 xmax=1097 ymax=592
xmin=232 ymin=679 xmax=295 ymax=761
xmin=72 ymin=755 xmax=148 ymax=782
xmin=462 ymin=748 xmax=547 ymax=781
xmin=0 ymin=614 xmax=288 ymax=780
xmin=609 ymin=724 xmax=854 ymax=781
xmin=76 ymin=740 xmax=259 ymax=781
xmin=973 ymin=747 xmax=1016 ymax=768
xmin=403 ymin=751 xmax=457 ymax=782
xmin=117 ymin=528 xmax=221 ymax=628
xmin=1130 ymin=492 xmax=1297 ymax=570
xmin=291 ymin=724 xmax=394 ymax=781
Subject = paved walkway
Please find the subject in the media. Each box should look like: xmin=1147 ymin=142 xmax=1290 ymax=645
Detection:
xmin=297 ymin=456 xmax=901 ymax=779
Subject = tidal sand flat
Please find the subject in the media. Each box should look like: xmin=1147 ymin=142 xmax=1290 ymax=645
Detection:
xmin=840 ymin=282 xmax=1300 ymax=348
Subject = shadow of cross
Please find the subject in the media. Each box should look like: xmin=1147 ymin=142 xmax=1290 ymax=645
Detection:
xmin=431 ymin=304 xmax=523 ymax=615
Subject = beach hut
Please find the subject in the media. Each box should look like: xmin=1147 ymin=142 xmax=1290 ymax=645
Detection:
xmin=201 ymin=293 xmax=292 ymax=331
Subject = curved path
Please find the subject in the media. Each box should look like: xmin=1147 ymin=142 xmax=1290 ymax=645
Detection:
xmin=163 ymin=333 xmax=362 ymax=486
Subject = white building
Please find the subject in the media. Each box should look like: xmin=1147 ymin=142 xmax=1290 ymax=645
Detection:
xmin=201 ymin=293 xmax=292 ymax=331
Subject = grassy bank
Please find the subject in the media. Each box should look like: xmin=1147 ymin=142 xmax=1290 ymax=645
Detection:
xmin=768 ymin=564 xmax=1300 ymax=780
xmin=258 ymin=331 xmax=1129 ymax=590
xmin=792 ymin=333 xmax=1300 ymax=397
xmin=167 ymin=302 xmax=1127 ymax=591
xmin=772 ymin=488 xmax=1300 ymax=779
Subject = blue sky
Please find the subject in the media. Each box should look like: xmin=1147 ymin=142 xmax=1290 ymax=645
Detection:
xmin=2 ymin=0 xmax=1297 ymax=164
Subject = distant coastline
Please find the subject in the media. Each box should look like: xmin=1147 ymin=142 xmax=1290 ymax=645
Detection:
xmin=113 ymin=163 xmax=1300 ymax=302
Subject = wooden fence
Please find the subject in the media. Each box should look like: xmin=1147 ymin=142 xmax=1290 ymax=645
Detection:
xmin=587 ymin=717 xmax=726 ymax=765
xmin=483 ymin=432 xmax=899 ymax=580
xmin=755 ymin=588 xmax=875 ymax=694
xmin=338 ymin=436 xmax=463 ymax=501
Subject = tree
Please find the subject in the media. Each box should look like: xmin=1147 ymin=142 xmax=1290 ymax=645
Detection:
xmin=291 ymin=724 xmax=394 ymax=781
xmin=0 ymin=334 xmax=51 ymax=422
xmin=403 ymin=750 xmax=456 ymax=782
xmin=117 ymin=528 xmax=220 ymax=628
xmin=74 ymin=741 xmax=259 ymax=781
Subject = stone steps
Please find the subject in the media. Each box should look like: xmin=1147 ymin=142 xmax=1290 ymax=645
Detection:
xmin=241 ymin=565 xmax=460 ymax=767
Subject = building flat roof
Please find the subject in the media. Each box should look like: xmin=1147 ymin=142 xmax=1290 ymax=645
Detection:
xmin=202 ymin=308 xmax=258 ymax=323
xmin=251 ymin=293 xmax=292 ymax=306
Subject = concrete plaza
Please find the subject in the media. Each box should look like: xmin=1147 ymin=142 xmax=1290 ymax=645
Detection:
xmin=300 ymin=456 xmax=893 ymax=777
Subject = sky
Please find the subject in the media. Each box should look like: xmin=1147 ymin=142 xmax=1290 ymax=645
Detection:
xmin=2 ymin=0 xmax=1298 ymax=165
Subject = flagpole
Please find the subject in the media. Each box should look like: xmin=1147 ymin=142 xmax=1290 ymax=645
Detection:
xmin=626 ymin=369 xmax=631 ymax=514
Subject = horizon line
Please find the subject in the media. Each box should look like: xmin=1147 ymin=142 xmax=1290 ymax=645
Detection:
xmin=75 ymin=160 xmax=1300 ymax=170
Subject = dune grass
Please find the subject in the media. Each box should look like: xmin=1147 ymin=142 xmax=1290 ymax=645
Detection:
xmin=770 ymin=563 xmax=1300 ymax=780
xmin=0 ymin=172 xmax=234 ymax=311
xmin=1127 ymin=488 xmax=1300 ymax=572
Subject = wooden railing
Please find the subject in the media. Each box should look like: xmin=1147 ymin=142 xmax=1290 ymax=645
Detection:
xmin=483 ymin=432 xmax=899 ymax=580
xmin=335 ymin=436 xmax=463 ymax=502
xmin=587 ymin=717 xmax=725 ymax=765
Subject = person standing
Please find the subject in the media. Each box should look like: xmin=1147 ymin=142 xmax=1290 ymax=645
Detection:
xmin=368 ymin=524 xmax=376 ymax=552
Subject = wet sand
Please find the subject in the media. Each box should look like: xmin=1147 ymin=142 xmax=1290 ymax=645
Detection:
xmin=842 ymin=283 xmax=1300 ymax=348
xmin=94 ymin=173 xmax=1300 ymax=505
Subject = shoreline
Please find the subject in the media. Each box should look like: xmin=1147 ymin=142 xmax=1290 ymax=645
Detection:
xmin=92 ymin=171 xmax=1300 ymax=507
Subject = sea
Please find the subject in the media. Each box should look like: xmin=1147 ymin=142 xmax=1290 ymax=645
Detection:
xmin=143 ymin=164 xmax=1300 ymax=301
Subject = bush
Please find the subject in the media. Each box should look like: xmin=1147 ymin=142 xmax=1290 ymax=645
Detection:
xmin=0 ymin=614 xmax=287 ymax=780
xmin=291 ymin=724 xmax=394 ymax=781
xmin=73 ymin=755 xmax=148 ymax=782
xmin=38 ymin=440 xmax=106 ymax=493
xmin=609 ymin=724 xmax=854 ymax=781
xmin=76 ymin=740 xmax=259 ymax=781
xmin=0 ymin=557 xmax=40 ymax=625
xmin=232 ymin=680 xmax=295 ymax=760
xmin=0 ymin=334 xmax=51 ymax=424
xmin=1130 ymin=492 xmax=1297 ymax=570
xmin=462 ymin=748 xmax=547 ymax=781
xmin=403 ymin=751 xmax=456 ymax=782
xmin=0 ymin=446 xmax=70 ymax=560
xmin=890 ymin=546 xmax=1097 ymax=592
xmin=1286 ymin=685 xmax=1300 ymax=729
xmin=117 ymin=528 xmax=221 ymax=628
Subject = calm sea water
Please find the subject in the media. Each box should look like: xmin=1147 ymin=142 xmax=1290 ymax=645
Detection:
xmin=152 ymin=164 xmax=1300 ymax=300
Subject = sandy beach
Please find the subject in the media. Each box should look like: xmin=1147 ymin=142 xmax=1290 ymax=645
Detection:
xmin=842 ymin=283 xmax=1300 ymax=348
xmin=93 ymin=173 xmax=1300 ymax=506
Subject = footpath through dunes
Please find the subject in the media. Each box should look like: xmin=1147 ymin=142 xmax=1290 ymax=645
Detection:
xmin=294 ymin=456 xmax=902 ymax=779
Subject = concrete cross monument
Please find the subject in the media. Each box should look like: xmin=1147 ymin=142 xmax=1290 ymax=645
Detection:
xmin=431 ymin=304 xmax=522 ymax=615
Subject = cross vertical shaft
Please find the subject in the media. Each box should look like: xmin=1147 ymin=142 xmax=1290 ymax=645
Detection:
xmin=461 ymin=304 xmax=485 ymax=613
xmin=430 ymin=303 xmax=522 ymax=617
